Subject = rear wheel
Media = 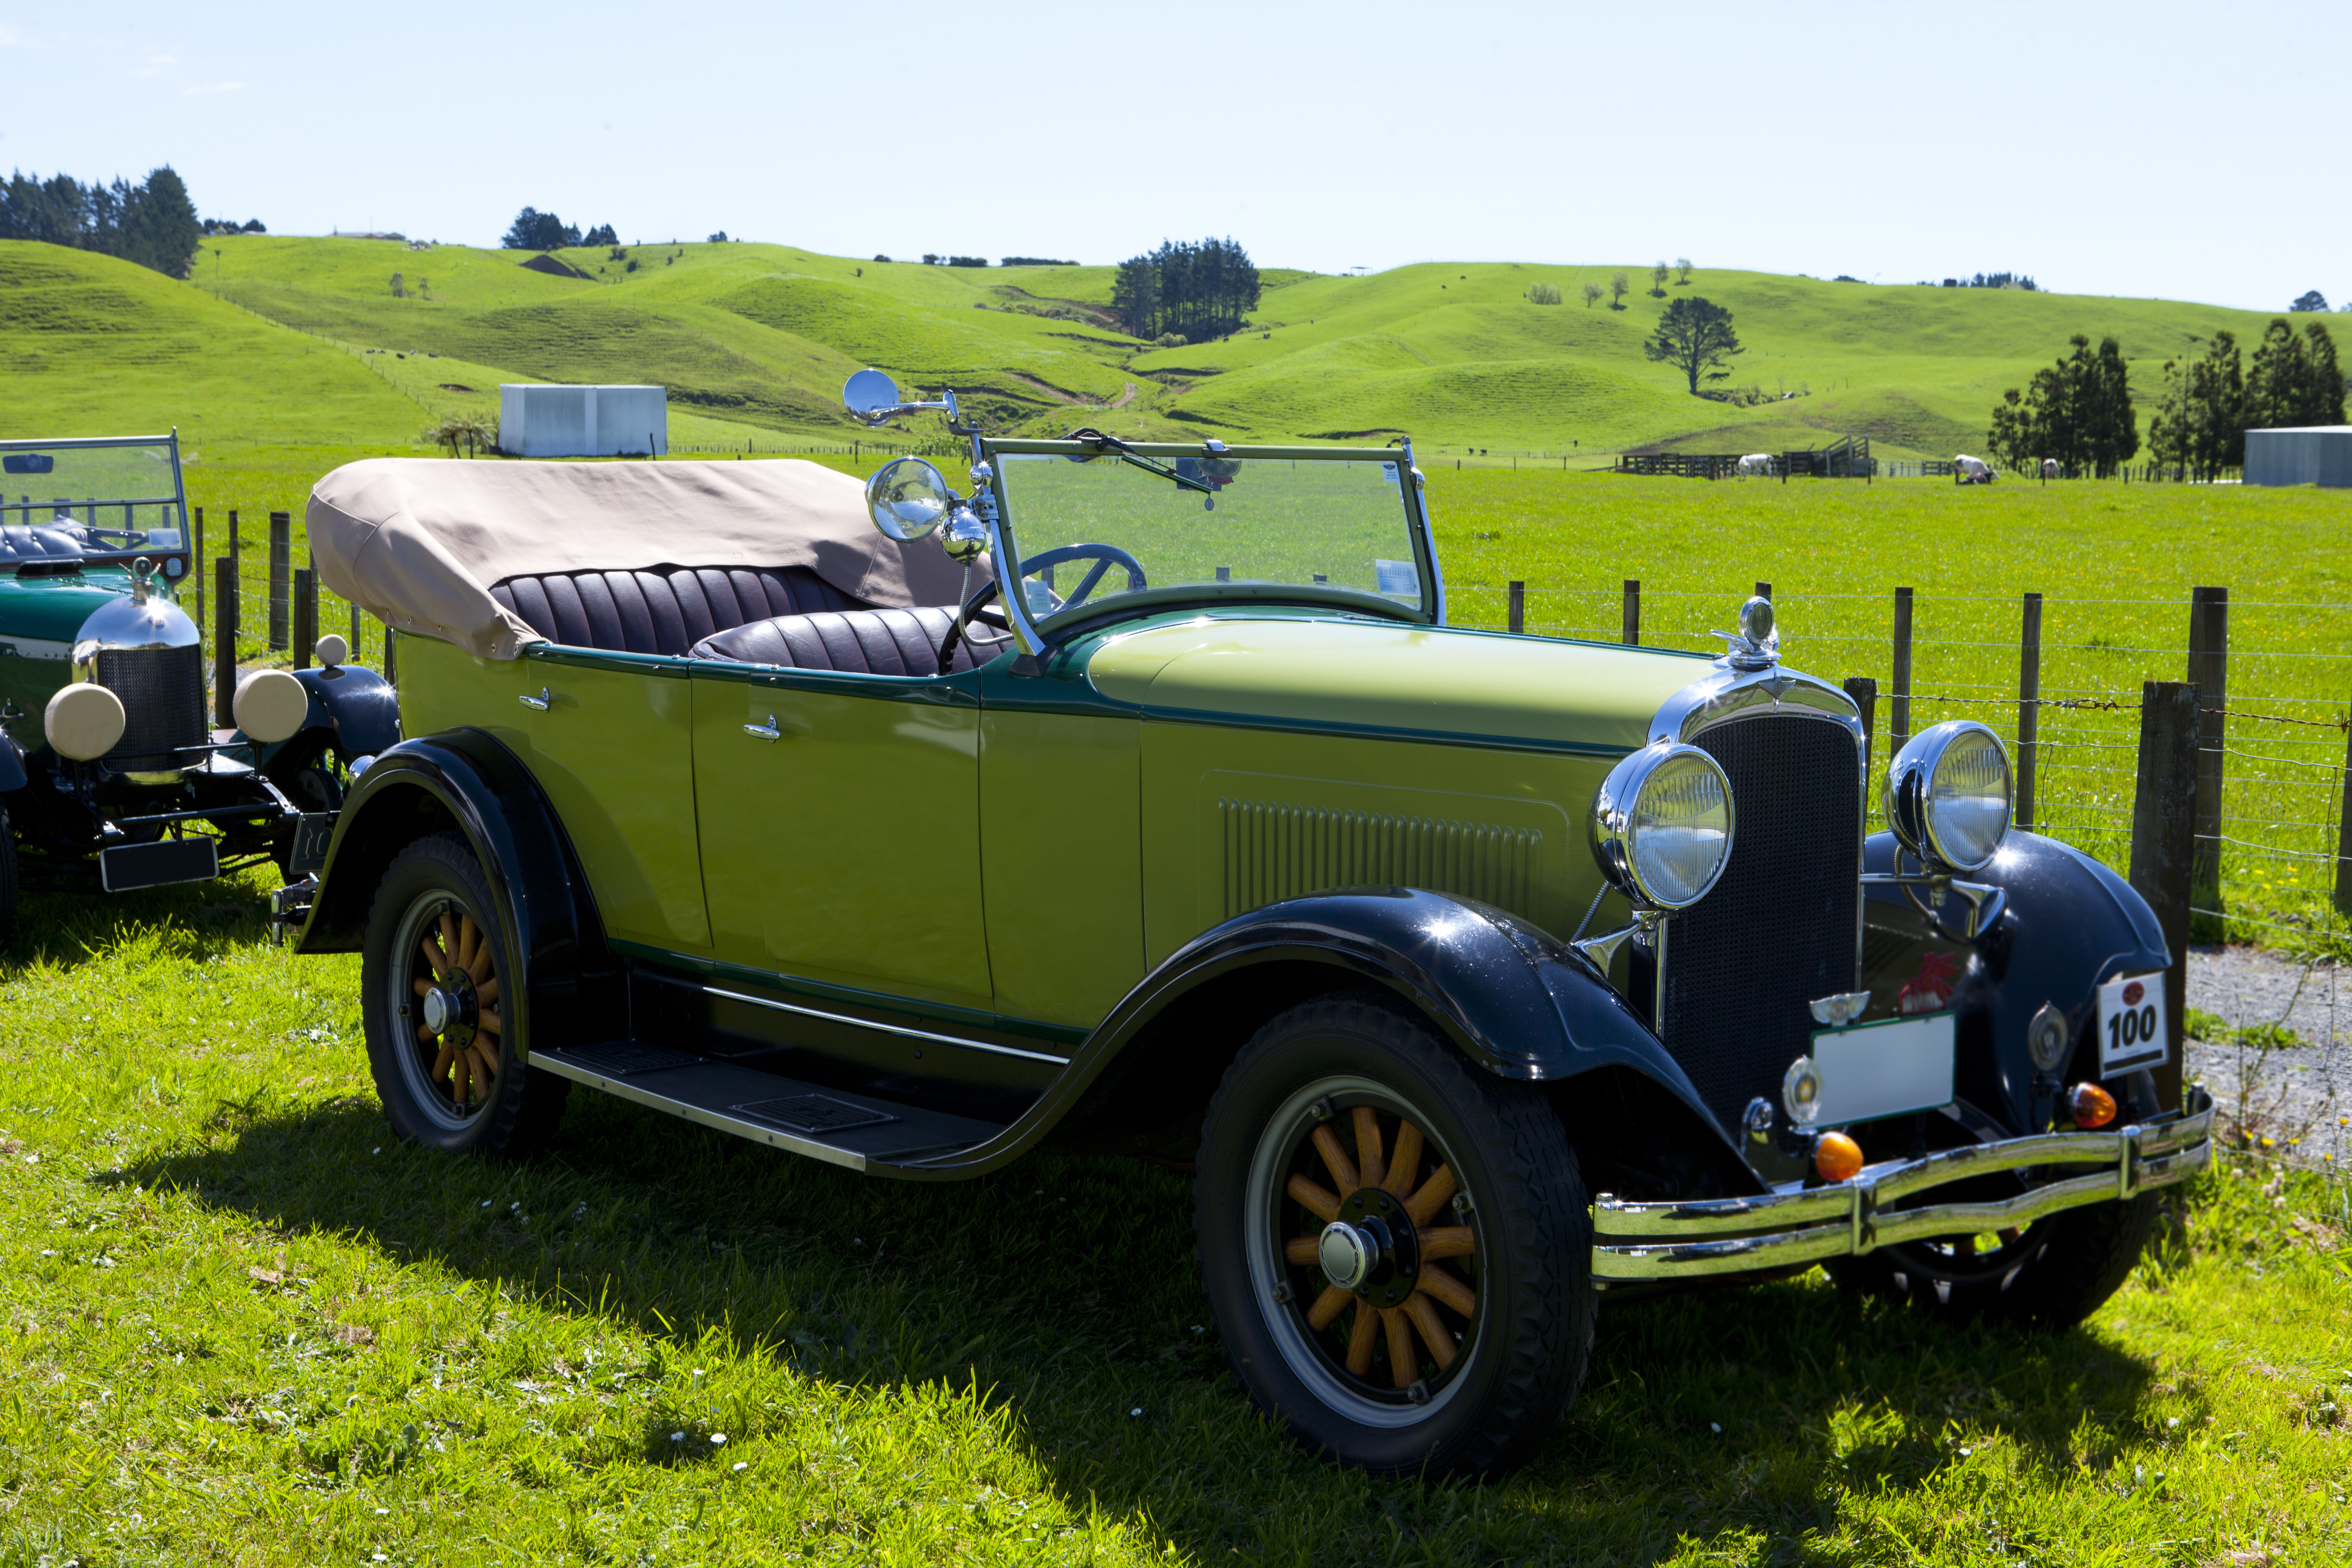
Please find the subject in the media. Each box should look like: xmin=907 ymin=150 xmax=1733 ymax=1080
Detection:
xmin=1195 ymin=990 xmax=1592 ymax=1478
xmin=361 ymin=832 xmax=567 ymax=1156
xmin=0 ymin=803 xmax=18 ymax=950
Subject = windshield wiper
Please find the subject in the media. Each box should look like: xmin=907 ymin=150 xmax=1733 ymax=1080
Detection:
xmin=1060 ymin=427 xmax=1214 ymax=494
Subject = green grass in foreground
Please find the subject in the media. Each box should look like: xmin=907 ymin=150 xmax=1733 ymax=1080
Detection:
xmin=1 ymin=890 xmax=2349 ymax=1565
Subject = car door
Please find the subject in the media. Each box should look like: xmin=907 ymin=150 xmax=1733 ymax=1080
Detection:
xmin=691 ymin=661 xmax=993 ymax=1011
xmin=397 ymin=639 xmax=711 ymax=954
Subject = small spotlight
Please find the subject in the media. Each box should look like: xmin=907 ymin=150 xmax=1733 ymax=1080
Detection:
xmin=2068 ymin=1083 xmax=2117 ymax=1128
xmin=1813 ymin=1131 xmax=1864 ymax=1182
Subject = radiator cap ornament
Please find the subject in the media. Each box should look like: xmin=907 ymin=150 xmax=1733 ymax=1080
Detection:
xmin=1712 ymin=595 xmax=1780 ymax=671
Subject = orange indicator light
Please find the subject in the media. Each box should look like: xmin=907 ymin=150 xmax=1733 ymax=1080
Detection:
xmin=1813 ymin=1131 xmax=1864 ymax=1183
xmin=2068 ymin=1083 xmax=2118 ymax=1128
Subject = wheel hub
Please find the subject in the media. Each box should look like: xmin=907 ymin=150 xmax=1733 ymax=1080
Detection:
xmin=1330 ymin=1186 xmax=1421 ymax=1309
xmin=422 ymin=972 xmax=477 ymax=1050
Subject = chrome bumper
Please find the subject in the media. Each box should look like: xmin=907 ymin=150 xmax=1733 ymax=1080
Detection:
xmin=1590 ymin=1089 xmax=2214 ymax=1284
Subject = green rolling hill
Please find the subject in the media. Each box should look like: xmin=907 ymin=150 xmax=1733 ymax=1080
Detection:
xmin=2 ymin=235 xmax=2309 ymax=462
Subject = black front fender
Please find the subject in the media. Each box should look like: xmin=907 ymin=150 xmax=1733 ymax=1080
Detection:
xmin=253 ymin=665 xmax=402 ymax=769
xmin=1863 ymin=830 xmax=2171 ymax=1134
xmin=0 ymin=729 xmax=23 ymax=795
xmin=292 ymin=727 xmax=616 ymax=1052
xmin=894 ymin=887 xmax=1756 ymax=1195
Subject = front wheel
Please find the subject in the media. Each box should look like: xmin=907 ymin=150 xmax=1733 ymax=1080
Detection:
xmin=360 ymin=832 xmax=567 ymax=1156
xmin=1195 ymin=991 xmax=1593 ymax=1478
xmin=1827 ymin=1192 xmax=2159 ymax=1326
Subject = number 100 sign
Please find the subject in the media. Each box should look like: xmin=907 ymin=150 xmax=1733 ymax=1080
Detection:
xmin=2097 ymin=972 xmax=2168 ymax=1075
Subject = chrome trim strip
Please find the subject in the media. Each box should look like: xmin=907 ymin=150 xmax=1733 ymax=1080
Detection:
xmin=1589 ymin=1091 xmax=2214 ymax=1282
xmin=524 ymin=1052 xmax=867 ymax=1172
xmin=701 ymin=985 xmax=1072 ymax=1065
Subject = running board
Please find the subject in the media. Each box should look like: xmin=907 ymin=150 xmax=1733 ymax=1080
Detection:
xmin=526 ymin=1042 xmax=1006 ymax=1173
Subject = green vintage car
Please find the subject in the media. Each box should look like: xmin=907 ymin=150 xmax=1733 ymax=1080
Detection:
xmin=0 ymin=435 xmax=397 ymax=946
xmin=288 ymin=376 xmax=2213 ymax=1477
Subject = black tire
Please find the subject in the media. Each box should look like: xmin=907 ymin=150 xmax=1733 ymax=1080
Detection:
xmin=0 ymin=802 xmax=18 ymax=951
xmin=1828 ymin=1191 xmax=2160 ymax=1327
xmin=360 ymin=831 xmax=567 ymax=1156
xmin=1195 ymin=990 xmax=1592 ymax=1478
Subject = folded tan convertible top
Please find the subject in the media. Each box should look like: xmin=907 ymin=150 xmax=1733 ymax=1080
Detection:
xmin=307 ymin=457 xmax=972 ymax=659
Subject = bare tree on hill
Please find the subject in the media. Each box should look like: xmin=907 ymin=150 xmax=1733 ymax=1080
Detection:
xmin=1609 ymin=270 xmax=1629 ymax=309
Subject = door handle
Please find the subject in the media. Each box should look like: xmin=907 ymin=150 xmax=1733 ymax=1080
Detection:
xmin=518 ymin=688 xmax=552 ymax=712
xmin=744 ymin=714 xmax=784 ymax=742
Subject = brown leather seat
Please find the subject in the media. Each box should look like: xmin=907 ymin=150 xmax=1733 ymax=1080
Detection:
xmin=688 ymin=606 xmax=986 ymax=676
xmin=490 ymin=565 xmax=864 ymax=655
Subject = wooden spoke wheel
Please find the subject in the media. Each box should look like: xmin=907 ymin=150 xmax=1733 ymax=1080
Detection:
xmin=406 ymin=899 xmax=504 ymax=1115
xmin=1274 ymin=1099 xmax=1482 ymax=1400
xmin=359 ymin=831 xmax=567 ymax=1157
xmin=1198 ymin=991 xmax=1592 ymax=1478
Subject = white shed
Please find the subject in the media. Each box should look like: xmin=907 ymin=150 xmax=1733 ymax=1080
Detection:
xmin=498 ymin=384 xmax=668 ymax=459
xmin=2244 ymin=425 xmax=2352 ymax=487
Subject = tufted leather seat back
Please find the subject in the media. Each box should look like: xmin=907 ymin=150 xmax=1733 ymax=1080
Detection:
xmin=490 ymin=565 xmax=865 ymax=656
xmin=689 ymin=606 xmax=986 ymax=676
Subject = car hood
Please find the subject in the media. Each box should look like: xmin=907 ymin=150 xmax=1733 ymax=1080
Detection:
xmin=0 ymin=567 xmax=138 ymax=652
xmin=1083 ymin=614 xmax=1715 ymax=755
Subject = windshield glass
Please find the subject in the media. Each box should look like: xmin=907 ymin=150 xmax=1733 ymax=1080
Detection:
xmin=990 ymin=442 xmax=1430 ymax=625
xmin=0 ymin=438 xmax=188 ymax=552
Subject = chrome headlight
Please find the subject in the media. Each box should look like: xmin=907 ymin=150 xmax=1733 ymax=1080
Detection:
xmin=1885 ymin=720 xmax=2011 ymax=872
xmin=1590 ymin=743 xmax=1735 ymax=910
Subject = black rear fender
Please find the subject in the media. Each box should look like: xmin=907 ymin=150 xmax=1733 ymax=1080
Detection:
xmin=294 ymin=727 xmax=617 ymax=1050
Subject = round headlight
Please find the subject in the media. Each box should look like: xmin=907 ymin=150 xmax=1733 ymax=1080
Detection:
xmin=864 ymin=456 xmax=952 ymax=542
xmin=1590 ymin=743 xmax=1736 ymax=910
xmin=1885 ymin=720 xmax=2012 ymax=872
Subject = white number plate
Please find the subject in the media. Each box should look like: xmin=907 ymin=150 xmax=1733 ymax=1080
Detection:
xmin=2097 ymin=972 xmax=2168 ymax=1075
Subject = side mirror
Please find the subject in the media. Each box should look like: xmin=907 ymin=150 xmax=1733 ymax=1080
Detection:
xmin=843 ymin=369 xmax=903 ymax=424
xmin=865 ymin=457 xmax=953 ymax=542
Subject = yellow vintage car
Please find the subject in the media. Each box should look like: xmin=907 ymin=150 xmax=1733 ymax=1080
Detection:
xmin=285 ymin=374 xmax=2212 ymax=1477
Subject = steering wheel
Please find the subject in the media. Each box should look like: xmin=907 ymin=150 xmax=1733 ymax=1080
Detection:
xmin=1018 ymin=543 xmax=1148 ymax=611
xmin=935 ymin=544 xmax=1148 ymax=676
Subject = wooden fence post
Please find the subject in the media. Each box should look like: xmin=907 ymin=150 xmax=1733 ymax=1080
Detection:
xmin=1890 ymin=586 xmax=1914 ymax=753
xmin=292 ymin=569 xmax=315 ymax=670
xmin=1508 ymin=580 xmax=1525 ymax=635
xmin=1621 ymin=579 xmax=1641 ymax=646
xmin=2187 ymin=586 xmax=2228 ymax=923
xmin=268 ymin=510 xmax=291 ymax=652
xmin=2129 ymin=680 xmax=2198 ymax=1116
xmin=2017 ymin=592 xmax=2043 ymax=832
xmin=1754 ymin=580 xmax=1771 ymax=600
xmin=384 ymin=622 xmax=397 ymax=687
xmin=1842 ymin=676 xmax=1879 ymax=789
xmin=350 ymin=603 xmax=362 ymax=663
xmin=212 ymin=557 xmax=238 ymax=728
xmin=2336 ymin=689 xmax=2352 ymax=918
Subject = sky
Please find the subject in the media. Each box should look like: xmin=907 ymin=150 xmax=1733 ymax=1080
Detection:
xmin=3 ymin=0 xmax=2344 ymax=314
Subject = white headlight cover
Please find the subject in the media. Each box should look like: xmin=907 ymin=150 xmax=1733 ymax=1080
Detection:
xmin=1885 ymin=720 xmax=2012 ymax=871
xmin=1590 ymin=743 xmax=1736 ymax=909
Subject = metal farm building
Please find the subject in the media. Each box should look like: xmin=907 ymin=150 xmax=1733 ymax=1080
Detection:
xmin=499 ymin=384 xmax=669 ymax=459
xmin=2244 ymin=425 xmax=2352 ymax=487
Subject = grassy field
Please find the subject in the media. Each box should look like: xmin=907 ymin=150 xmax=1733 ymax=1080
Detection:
xmin=3 ymin=236 xmax=2309 ymax=463
xmin=1 ymin=876 xmax=2347 ymax=1566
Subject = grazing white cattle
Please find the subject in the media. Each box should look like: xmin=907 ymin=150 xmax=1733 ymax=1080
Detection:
xmin=1955 ymin=454 xmax=1996 ymax=485
xmin=2041 ymin=458 xmax=2060 ymax=479
xmin=1737 ymin=454 xmax=1774 ymax=477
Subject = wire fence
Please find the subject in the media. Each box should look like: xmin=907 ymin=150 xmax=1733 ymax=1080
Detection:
xmin=1448 ymin=579 xmax=2352 ymax=953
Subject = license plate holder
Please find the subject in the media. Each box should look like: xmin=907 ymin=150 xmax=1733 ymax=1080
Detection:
xmin=2097 ymin=972 xmax=2168 ymax=1075
xmin=99 ymin=836 xmax=220 ymax=892
xmin=1811 ymin=1011 xmax=1957 ymax=1125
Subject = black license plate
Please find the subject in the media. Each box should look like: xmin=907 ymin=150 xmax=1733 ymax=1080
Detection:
xmin=100 ymin=837 xmax=220 ymax=892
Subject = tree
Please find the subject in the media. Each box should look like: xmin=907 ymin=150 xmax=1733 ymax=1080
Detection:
xmin=1579 ymin=281 xmax=1603 ymax=309
xmin=1609 ymin=270 xmax=1629 ymax=309
xmin=2246 ymin=316 xmax=2347 ymax=431
xmin=423 ymin=414 xmax=495 ymax=458
xmin=1986 ymin=335 xmax=2139 ymax=476
xmin=115 ymin=165 xmax=200 ymax=276
xmin=1675 ymin=257 xmax=1693 ymax=284
xmin=1109 ymin=237 xmax=1260 ymax=341
xmin=1643 ymin=296 xmax=1743 ymax=394
xmin=581 ymin=223 xmax=617 ymax=248
xmin=0 ymin=165 xmax=202 ymax=276
xmin=2147 ymin=332 xmax=2245 ymax=481
xmin=2290 ymin=290 xmax=2329 ymax=313
xmin=1649 ymin=260 xmax=1669 ymax=297
xmin=1525 ymin=282 xmax=1561 ymax=304
xmin=501 ymin=207 xmax=580 ymax=250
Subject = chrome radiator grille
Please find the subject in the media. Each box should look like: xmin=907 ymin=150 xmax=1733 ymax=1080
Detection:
xmin=95 ymin=644 xmax=208 ymax=771
xmin=1659 ymin=714 xmax=1862 ymax=1135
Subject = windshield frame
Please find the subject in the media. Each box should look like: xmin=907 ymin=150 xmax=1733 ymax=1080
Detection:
xmin=0 ymin=432 xmax=193 ymax=583
xmin=981 ymin=436 xmax=1444 ymax=639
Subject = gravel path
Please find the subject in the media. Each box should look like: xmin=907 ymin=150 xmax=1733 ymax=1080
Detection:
xmin=2184 ymin=945 xmax=2347 ymax=1162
